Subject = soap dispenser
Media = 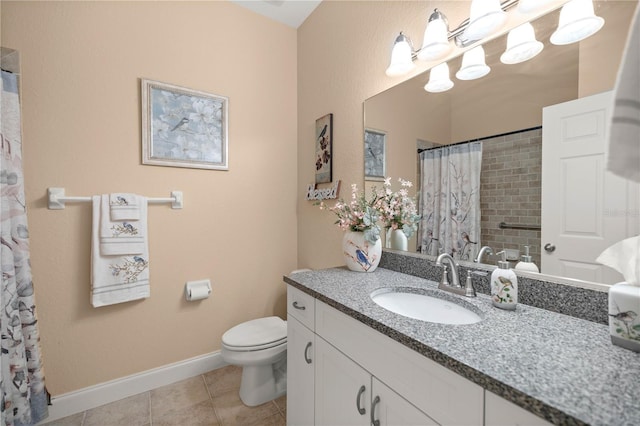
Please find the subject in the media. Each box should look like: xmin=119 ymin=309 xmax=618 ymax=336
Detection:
xmin=491 ymin=251 xmax=518 ymax=310
xmin=515 ymin=246 xmax=539 ymax=273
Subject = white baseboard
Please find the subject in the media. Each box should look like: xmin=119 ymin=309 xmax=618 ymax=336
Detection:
xmin=41 ymin=351 xmax=227 ymax=424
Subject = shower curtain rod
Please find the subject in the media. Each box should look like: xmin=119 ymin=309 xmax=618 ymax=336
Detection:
xmin=418 ymin=125 xmax=542 ymax=153
xmin=47 ymin=187 xmax=183 ymax=210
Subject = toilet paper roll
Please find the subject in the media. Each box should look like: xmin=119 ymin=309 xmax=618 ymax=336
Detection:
xmin=185 ymin=280 xmax=211 ymax=301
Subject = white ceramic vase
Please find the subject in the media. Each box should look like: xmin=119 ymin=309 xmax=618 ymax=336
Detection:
xmin=389 ymin=229 xmax=408 ymax=251
xmin=342 ymin=231 xmax=382 ymax=272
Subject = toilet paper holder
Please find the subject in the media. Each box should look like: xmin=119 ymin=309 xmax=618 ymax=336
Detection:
xmin=184 ymin=279 xmax=212 ymax=301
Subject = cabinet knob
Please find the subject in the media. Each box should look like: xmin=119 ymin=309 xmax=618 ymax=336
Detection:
xmin=371 ymin=395 xmax=381 ymax=426
xmin=304 ymin=342 xmax=312 ymax=364
xmin=356 ymin=385 xmax=366 ymax=415
xmin=293 ymin=301 xmax=306 ymax=310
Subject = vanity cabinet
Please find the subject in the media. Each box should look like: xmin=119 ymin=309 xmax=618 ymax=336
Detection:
xmin=286 ymin=284 xmax=546 ymax=426
xmin=315 ymin=336 xmax=436 ymax=425
xmin=485 ymin=391 xmax=553 ymax=426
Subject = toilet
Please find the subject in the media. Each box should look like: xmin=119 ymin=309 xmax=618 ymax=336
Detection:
xmin=221 ymin=316 xmax=287 ymax=406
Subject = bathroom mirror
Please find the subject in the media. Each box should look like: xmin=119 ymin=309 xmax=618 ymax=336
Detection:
xmin=364 ymin=1 xmax=638 ymax=285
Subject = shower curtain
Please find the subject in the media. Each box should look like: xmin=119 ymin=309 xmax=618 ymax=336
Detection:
xmin=418 ymin=141 xmax=482 ymax=262
xmin=1 ymin=68 xmax=48 ymax=425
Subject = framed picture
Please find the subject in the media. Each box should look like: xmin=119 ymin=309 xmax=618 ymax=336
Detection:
xmin=315 ymin=113 xmax=333 ymax=184
xmin=141 ymin=78 xmax=228 ymax=170
xmin=364 ymin=128 xmax=386 ymax=180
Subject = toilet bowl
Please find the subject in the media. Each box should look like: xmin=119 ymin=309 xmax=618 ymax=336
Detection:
xmin=221 ymin=316 xmax=287 ymax=406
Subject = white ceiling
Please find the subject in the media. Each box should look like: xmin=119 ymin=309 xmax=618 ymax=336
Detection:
xmin=230 ymin=0 xmax=322 ymax=28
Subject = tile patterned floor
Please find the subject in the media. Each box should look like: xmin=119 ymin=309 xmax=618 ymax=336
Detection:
xmin=43 ymin=365 xmax=286 ymax=426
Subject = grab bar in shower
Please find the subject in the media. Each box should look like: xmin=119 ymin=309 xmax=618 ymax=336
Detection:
xmin=499 ymin=222 xmax=540 ymax=231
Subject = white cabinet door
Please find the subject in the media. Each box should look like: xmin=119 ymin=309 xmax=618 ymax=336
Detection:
xmin=485 ymin=391 xmax=552 ymax=426
xmin=371 ymin=378 xmax=438 ymax=426
xmin=287 ymin=316 xmax=315 ymax=426
xmin=315 ymin=337 xmax=370 ymax=426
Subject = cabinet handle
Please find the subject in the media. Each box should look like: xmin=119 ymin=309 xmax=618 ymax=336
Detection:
xmin=371 ymin=395 xmax=380 ymax=426
xmin=356 ymin=385 xmax=366 ymax=415
xmin=304 ymin=342 xmax=312 ymax=364
xmin=292 ymin=301 xmax=306 ymax=310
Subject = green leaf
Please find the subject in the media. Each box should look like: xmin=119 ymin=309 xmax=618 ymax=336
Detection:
xmin=633 ymin=325 xmax=640 ymax=331
xmin=616 ymin=328 xmax=624 ymax=334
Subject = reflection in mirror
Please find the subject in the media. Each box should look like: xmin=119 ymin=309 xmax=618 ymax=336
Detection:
xmin=364 ymin=1 xmax=638 ymax=285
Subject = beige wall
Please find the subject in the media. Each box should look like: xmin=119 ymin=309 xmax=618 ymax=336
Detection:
xmin=298 ymin=0 xmax=635 ymax=268
xmin=2 ymin=1 xmax=297 ymax=395
xmin=297 ymin=1 xmax=474 ymax=270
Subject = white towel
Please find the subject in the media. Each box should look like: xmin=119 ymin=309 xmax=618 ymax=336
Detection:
xmin=110 ymin=193 xmax=140 ymax=221
xmin=91 ymin=196 xmax=150 ymax=307
xmin=607 ymin=3 xmax=640 ymax=182
xmin=99 ymin=195 xmax=146 ymax=255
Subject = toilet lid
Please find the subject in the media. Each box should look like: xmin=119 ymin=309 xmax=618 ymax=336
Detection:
xmin=222 ymin=316 xmax=287 ymax=348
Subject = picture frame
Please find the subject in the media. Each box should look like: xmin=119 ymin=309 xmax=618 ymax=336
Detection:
xmin=141 ymin=78 xmax=228 ymax=170
xmin=315 ymin=113 xmax=333 ymax=184
xmin=364 ymin=128 xmax=386 ymax=181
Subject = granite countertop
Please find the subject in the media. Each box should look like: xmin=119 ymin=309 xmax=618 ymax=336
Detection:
xmin=284 ymin=267 xmax=640 ymax=426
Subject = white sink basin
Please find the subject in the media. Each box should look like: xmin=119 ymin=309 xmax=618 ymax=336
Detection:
xmin=371 ymin=289 xmax=483 ymax=325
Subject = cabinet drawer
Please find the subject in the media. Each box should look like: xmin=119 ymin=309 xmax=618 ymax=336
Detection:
xmin=287 ymin=285 xmax=315 ymax=330
xmin=316 ymin=300 xmax=483 ymax=426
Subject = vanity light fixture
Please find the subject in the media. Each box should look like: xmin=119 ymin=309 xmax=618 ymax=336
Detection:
xmin=550 ymin=0 xmax=605 ymax=45
xmin=385 ymin=32 xmax=416 ymax=77
xmin=385 ymin=0 xmax=606 ymax=79
xmin=417 ymin=9 xmax=452 ymax=62
xmin=517 ymin=0 xmax=556 ymax=14
xmin=424 ymin=62 xmax=454 ymax=93
xmin=385 ymin=0 xmax=519 ymax=78
xmin=456 ymin=46 xmax=491 ymax=80
xmin=500 ymin=22 xmax=544 ymax=64
xmin=464 ymin=0 xmax=508 ymax=41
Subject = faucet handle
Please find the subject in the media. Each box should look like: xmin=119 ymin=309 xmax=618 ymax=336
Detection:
xmin=464 ymin=272 xmax=477 ymax=297
xmin=440 ymin=264 xmax=450 ymax=287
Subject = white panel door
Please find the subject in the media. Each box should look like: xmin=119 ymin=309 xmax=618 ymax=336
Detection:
xmin=542 ymin=91 xmax=639 ymax=284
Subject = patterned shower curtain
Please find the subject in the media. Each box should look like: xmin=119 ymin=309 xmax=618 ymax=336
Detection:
xmin=1 ymin=69 xmax=48 ymax=425
xmin=418 ymin=141 xmax=482 ymax=262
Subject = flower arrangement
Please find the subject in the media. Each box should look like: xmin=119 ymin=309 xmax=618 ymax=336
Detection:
xmin=318 ymin=183 xmax=381 ymax=244
xmin=318 ymin=178 xmax=420 ymax=244
xmin=373 ymin=177 xmax=420 ymax=238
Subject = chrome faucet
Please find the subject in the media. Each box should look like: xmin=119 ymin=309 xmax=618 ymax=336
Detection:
xmin=436 ymin=253 xmax=476 ymax=297
xmin=436 ymin=253 xmax=461 ymax=287
xmin=475 ymin=246 xmax=493 ymax=263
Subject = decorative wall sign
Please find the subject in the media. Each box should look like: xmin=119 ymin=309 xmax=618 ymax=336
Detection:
xmin=306 ymin=180 xmax=341 ymax=201
xmin=141 ymin=78 xmax=228 ymax=170
xmin=315 ymin=113 xmax=333 ymax=183
xmin=364 ymin=128 xmax=386 ymax=181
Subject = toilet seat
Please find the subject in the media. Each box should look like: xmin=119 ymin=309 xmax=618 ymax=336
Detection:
xmin=222 ymin=316 xmax=287 ymax=352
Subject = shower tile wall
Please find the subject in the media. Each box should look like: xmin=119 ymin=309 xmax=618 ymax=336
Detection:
xmin=480 ymin=128 xmax=542 ymax=268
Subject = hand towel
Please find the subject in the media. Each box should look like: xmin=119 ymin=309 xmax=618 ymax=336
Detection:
xmin=596 ymin=235 xmax=640 ymax=286
xmin=99 ymin=195 xmax=146 ymax=255
xmin=91 ymin=196 xmax=150 ymax=307
xmin=110 ymin=193 xmax=140 ymax=221
xmin=607 ymin=3 xmax=640 ymax=182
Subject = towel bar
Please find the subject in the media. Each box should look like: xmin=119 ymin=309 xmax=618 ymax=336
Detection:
xmin=47 ymin=188 xmax=183 ymax=210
